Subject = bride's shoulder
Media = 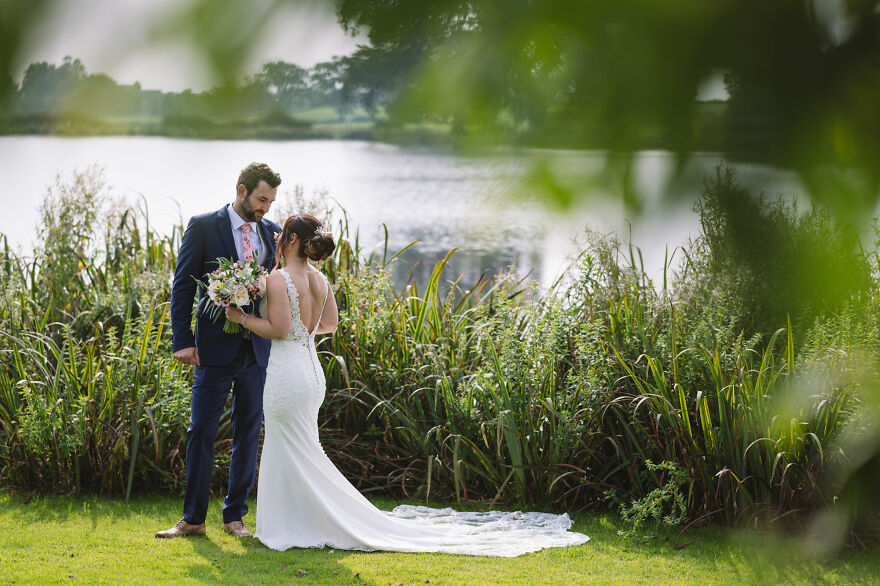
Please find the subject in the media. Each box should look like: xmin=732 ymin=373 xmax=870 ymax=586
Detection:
xmin=266 ymin=269 xmax=288 ymax=286
xmin=306 ymin=268 xmax=328 ymax=287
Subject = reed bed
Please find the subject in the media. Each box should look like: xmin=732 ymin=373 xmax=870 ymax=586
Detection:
xmin=1 ymin=166 xmax=876 ymax=539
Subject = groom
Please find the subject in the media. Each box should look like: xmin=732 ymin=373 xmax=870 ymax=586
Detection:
xmin=157 ymin=162 xmax=283 ymax=538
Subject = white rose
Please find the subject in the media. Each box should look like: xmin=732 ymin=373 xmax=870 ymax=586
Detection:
xmin=232 ymin=284 xmax=250 ymax=307
xmin=207 ymin=280 xmax=220 ymax=301
xmin=257 ymin=274 xmax=267 ymax=295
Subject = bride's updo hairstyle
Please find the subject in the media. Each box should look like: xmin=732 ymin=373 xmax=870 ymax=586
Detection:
xmin=275 ymin=214 xmax=335 ymax=267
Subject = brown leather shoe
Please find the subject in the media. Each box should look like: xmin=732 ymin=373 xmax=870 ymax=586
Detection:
xmin=155 ymin=518 xmax=206 ymax=538
xmin=220 ymin=520 xmax=253 ymax=538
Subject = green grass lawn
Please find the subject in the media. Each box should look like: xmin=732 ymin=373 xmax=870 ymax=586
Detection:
xmin=1 ymin=493 xmax=877 ymax=585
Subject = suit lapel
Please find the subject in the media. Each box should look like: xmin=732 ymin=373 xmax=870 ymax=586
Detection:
xmin=215 ymin=206 xmax=238 ymax=261
xmin=258 ymin=219 xmax=277 ymax=270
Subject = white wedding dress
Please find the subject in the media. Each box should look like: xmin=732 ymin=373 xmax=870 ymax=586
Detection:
xmin=254 ymin=269 xmax=589 ymax=556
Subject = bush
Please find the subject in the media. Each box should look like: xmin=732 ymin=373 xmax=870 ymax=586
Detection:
xmin=1 ymin=165 xmax=876 ymax=540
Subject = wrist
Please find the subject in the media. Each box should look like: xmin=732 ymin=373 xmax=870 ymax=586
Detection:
xmin=241 ymin=313 xmax=248 ymax=328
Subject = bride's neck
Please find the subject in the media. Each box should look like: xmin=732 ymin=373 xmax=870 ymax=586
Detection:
xmin=282 ymin=255 xmax=309 ymax=272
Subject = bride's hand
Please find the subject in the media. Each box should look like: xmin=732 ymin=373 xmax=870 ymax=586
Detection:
xmin=226 ymin=305 xmax=245 ymax=324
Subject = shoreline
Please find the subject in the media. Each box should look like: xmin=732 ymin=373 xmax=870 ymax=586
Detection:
xmin=0 ymin=112 xmax=769 ymax=159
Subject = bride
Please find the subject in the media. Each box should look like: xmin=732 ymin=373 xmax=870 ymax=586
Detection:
xmin=226 ymin=214 xmax=589 ymax=556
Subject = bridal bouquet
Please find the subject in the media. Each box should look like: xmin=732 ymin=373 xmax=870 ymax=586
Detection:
xmin=196 ymin=257 xmax=267 ymax=333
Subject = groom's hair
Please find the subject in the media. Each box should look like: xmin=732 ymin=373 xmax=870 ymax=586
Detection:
xmin=237 ymin=162 xmax=281 ymax=195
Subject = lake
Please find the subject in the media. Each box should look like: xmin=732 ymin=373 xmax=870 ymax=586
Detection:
xmin=0 ymin=136 xmax=804 ymax=288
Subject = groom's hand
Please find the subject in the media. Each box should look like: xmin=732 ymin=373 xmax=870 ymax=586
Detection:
xmin=174 ymin=347 xmax=201 ymax=366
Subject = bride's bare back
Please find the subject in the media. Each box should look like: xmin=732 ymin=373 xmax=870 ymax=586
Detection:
xmin=282 ymin=267 xmax=326 ymax=332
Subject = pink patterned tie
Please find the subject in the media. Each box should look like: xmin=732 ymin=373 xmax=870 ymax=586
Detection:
xmin=241 ymin=224 xmax=254 ymax=262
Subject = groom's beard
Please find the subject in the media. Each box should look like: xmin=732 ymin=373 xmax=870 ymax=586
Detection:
xmin=241 ymin=196 xmax=264 ymax=222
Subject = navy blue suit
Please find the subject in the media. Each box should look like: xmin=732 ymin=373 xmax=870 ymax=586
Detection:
xmin=170 ymin=205 xmax=281 ymax=525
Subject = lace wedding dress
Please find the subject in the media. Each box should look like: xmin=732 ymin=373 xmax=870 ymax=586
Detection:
xmin=254 ymin=269 xmax=590 ymax=556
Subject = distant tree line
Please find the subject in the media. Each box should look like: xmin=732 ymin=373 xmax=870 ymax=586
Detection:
xmin=0 ymin=52 xmax=407 ymax=126
xmin=0 ymin=52 xmax=773 ymax=157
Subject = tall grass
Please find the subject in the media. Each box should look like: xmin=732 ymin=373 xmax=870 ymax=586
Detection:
xmin=314 ymin=167 xmax=873 ymax=531
xmin=0 ymin=166 xmax=875 ymax=538
xmin=0 ymin=171 xmax=195 ymax=496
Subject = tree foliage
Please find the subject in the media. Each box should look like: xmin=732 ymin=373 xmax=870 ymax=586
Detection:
xmin=3 ymin=55 xmax=360 ymax=123
xmin=335 ymin=0 xmax=880 ymax=220
xmin=255 ymin=61 xmax=309 ymax=108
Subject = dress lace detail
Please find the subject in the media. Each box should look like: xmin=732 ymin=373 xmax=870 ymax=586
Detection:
xmin=270 ymin=269 xmax=314 ymax=344
xmin=259 ymin=269 xmax=327 ymax=426
xmin=255 ymin=270 xmax=589 ymax=556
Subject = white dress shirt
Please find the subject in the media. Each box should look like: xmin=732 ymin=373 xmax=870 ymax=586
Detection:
xmin=228 ymin=204 xmax=265 ymax=264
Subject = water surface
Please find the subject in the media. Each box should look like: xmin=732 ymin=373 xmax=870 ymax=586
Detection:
xmin=0 ymin=136 xmax=803 ymax=287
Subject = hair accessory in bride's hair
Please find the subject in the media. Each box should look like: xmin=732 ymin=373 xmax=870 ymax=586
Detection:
xmin=314 ymin=225 xmax=329 ymax=237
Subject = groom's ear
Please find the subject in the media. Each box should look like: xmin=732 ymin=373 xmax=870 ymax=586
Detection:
xmin=236 ymin=184 xmax=247 ymax=200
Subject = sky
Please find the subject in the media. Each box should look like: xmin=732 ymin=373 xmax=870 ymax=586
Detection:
xmin=12 ymin=0 xmax=738 ymax=99
xmin=10 ymin=0 xmax=859 ymax=99
xmin=15 ymin=0 xmax=365 ymax=92
xmin=16 ymin=0 xmax=734 ymax=100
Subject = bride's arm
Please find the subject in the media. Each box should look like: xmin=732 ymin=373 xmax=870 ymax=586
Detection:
xmin=226 ymin=271 xmax=291 ymax=339
xmin=314 ymin=279 xmax=339 ymax=335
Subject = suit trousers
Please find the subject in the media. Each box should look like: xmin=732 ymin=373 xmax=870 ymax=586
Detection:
xmin=182 ymin=341 xmax=265 ymax=525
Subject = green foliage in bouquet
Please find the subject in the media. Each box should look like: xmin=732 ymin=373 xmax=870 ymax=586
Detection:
xmin=194 ymin=256 xmax=266 ymax=334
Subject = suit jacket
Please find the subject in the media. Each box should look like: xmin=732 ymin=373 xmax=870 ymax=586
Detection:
xmin=170 ymin=205 xmax=282 ymax=367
